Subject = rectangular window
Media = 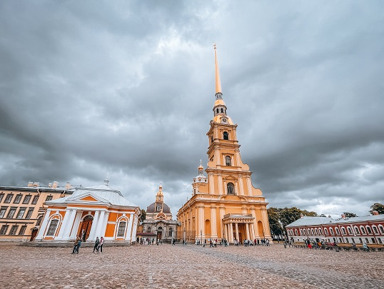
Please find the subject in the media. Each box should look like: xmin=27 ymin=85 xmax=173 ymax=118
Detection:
xmin=0 ymin=207 xmax=7 ymax=218
xmin=19 ymin=225 xmax=27 ymax=235
xmin=13 ymin=194 xmax=22 ymax=204
xmin=25 ymin=208 xmax=34 ymax=219
xmin=0 ymin=193 xmax=4 ymax=203
xmin=16 ymin=208 xmax=26 ymax=219
xmin=7 ymin=207 xmax=17 ymax=219
xmin=0 ymin=225 xmax=9 ymax=235
xmin=32 ymin=195 xmax=39 ymax=205
xmin=4 ymin=194 xmax=13 ymax=203
xmin=45 ymin=195 xmax=53 ymax=202
xmin=22 ymin=195 xmax=32 ymax=204
xmin=46 ymin=219 xmax=58 ymax=236
xmin=9 ymin=225 xmax=18 ymax=235
xmin=117 ymin=221 xmax=126 ymax=237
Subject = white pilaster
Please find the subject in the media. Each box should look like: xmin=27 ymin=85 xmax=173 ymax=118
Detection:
xmin=209 ymin=174 xmax=214 ymax=194
xmin=100 ymin=212 xmax=109 ymax=238
xmin=210 ymin=206 xmax=217 ymax=238
xmin=35 ymin=209 xmax=52 ymax=240
xmin=229 ymin=223 xmax=234 ymax=243
xmin=235 ymin=223 xmax=239 ymax=241
xmin=198 ymin=206 xmax=205 ymax=238
xmin=87 ymin=211 xmax=100 ymax=241
xmin=125 ymin=214 xmax=134 ymax=241
xmin=218 ymin=175 xmax=223 ymax=195
xmin=238 ymin=177 xmax=244 ymax=195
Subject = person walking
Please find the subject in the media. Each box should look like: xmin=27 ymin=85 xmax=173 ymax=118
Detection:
xmin=93 ymin=237 xmax=100 ymax=253
xmin=72 ymin=237 xmax=79 ymax=254
xmin=98 ymin=237 xmax=104 ymax=253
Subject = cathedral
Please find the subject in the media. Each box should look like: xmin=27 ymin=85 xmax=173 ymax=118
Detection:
xmin=177 ymin=46 xmax=271 ymax=244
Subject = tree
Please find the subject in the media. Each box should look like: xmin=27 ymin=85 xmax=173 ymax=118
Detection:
xmin=140 ymin=209 xmax=146 ymax=222
xmin=370 ymin=203 xmax=384 ymax=215
xmin=267 ymin=207 xmax=318 ymax=237
xmin=343 ymin=212 xmax=357 ymax=218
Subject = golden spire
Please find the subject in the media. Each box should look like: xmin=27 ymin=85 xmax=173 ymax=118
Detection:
xmin=214 ymin=44 xmax=222 ymax=94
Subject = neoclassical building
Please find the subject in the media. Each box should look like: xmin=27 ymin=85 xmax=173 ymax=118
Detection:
xmin=0 ymin=181 xmax=73 ymax=241
xmin=137 ymin=185 xmax=178 ymax=243
xmin=177 ymin=46 xmax=271 ymax=244
xmin=35 ymin=180 xmax=140 ymax=243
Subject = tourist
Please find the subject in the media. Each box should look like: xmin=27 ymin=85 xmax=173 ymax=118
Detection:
xmin=93 ymin=237 xmax=100 ymax=253
xmin=362 ymin=240 xmax=369 ymax=252
xmin=72 ymin=237 xmax=80 ymax=254
xmin=98 ymin=237 xmax=104 ymax=253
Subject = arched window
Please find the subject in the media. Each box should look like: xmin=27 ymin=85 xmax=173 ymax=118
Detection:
xmin=227 ymin=182 xmax=235 ymax=195
xmin=372 ymin=226 xmax=378 ymax=234
xmin=341 ymin=227 xmax=346 ymax=235
xmin=117 ymin=221 xmax=126 ymax=237
xmin=324 ymin=228 xmax=328 ymax=235
xmin=379 ymin=225 xmax=384 ymax=234
xmin=360 ymin=226 xmax=366 ymax=234
xmin=319 ymin=228 xmax=323 ymax=235
xmin=347 ymin=227 xmax=352 ymax=234
xmin=169 ymin=227 xmax=173 ymax=237
xmin=330 ymin=228 xmax=334 ymax=235
xmin=46 ymin=219 xmax=58 ymax=236
xmin=220 ymin=108 xmax=224 ymax=113
xmin=216 ymin=108 xmax=219 ymax=114
xmin=147 ymin=226 xmax=151 ymax=233
xmin=225 ymin=156 xmax=231 ymax=166
xmin=223 ymin=131 xmax=229 ymax=140
xmin=36 ymin=215 xmax=43 ymax=226
xmin=335 ymin=227 xmax=340 ymax=235
xmin=366 ymin=226 xmax=372 ymax=234
xmin=354 ymin=226 xmax=360 ymax=235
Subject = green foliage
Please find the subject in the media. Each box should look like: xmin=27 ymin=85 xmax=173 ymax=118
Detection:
xmin=140 ymin=209 xmax=146 ymax=222
xmin=343 ymin=212 xmax=357 ymax=218
xmin=370 ymin=203 xmax=384 ymax=214
xmin=268 ymin=207 xmax=318 ymax=236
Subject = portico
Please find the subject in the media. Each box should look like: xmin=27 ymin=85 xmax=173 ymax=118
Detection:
xmin=35 ymin=181 xmax=140 ymax=243
xmin=222 ymin=214 xmax=255 ymax=243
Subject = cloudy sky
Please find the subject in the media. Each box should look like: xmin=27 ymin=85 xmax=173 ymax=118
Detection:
xmin=1 ymin=1 xmax=383 ymax=217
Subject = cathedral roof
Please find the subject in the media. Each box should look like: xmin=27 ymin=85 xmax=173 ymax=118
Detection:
xmin=146 ymin=202 xmax=171 ymax=214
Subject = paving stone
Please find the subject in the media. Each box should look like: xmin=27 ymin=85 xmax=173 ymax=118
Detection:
xmin=0 ymin=243 xmax=382 ymax=288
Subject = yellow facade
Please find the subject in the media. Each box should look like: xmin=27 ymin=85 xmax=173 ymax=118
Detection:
xmin=177 ymin=47 xmax=271 ymax=244
xmin=0 ymin=182 xmax=73 ymax=241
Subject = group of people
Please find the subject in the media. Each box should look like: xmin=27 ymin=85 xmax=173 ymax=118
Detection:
xmin=71 ymin=236 xmax=104 ymax=254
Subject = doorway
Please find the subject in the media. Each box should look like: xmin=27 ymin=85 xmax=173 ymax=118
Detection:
xmin=30 ymin=228 xmax=38 ymax=241
xmin=79 ymin=215 xmax=93 ymax=242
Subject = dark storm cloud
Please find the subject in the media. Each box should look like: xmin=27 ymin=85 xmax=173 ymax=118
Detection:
xmin=0 ymin=1 xmax=383 ymax=216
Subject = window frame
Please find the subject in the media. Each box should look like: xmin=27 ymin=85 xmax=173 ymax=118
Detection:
xmin=46 ymin=219 xmax=59 ymax=236
xmin=25 ymin=208 xmax=34 ymax=219
xmin=16 ymin=207 xmax=26 ymax=219
xmin=18 ymin=225 xmax=27 ymax=235
xmin=227 ymin=182 xmax=235 ymax=195
xmin=4 ymin=194 xmax=14 ymax=203
xmin=0 ymin=225 xmax=9 ymax=235
xmin=22 ymin=195 xmax=32 ymax=204
xmin=0 ymin=207 xmax=7 ymax=218
xmin=7 ymin=207 xmax=17 ymax=219
xmin=13 ymin=194 xmax=22 ymax=204
xmin=117 ymin=221 xmax=127 ymax=237
xmin=9 ymin=225 xmax=19 ymax=235
xmin=31 ymin=195 xmax=39 ymax=205
xmin=223 ymin=131 xmax=229 ymax=140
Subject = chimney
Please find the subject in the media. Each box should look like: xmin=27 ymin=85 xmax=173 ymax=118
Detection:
xmin=65 ymin=182 xmax=71 ymax=190
xmin=372 ymin=211 xmax=379 ymax=216
xmin=52 ymin=181 xmax=58 ymax=189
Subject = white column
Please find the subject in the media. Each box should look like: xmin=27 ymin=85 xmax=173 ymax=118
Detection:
xmin=224 ymin=223 xmax=228 ymax=241
xmin=211 ymin=206 xmax=217 ymax=239
xmin=35 ymin=209 xmax=52 ymax=240
xmin=126 ymin=213 xmax=134 ymax=241
xmin=246 ymin=223 xmax=250 ymax=240
xmin=131 ymin=215 xmax=138 ymax=242
xmin=219 ymin=206 xmax=225 ymax=239
xmin=218 ymin=175 xmax=223 ymax=195
xmin=95 ymin=210 xmax=106 ymax=239
xmin=57 ymin=209 xmax=72 ymax=240
xmin=87 ymin=211 xmax=100 ymax=241
xmin=100 ymin=212 xmax=109 ymax=238
xmin=62 ymin=209 xmax=77 ymax=240
xmin=229 ymin=223 xmax=234 ymax=243
xmin=235 ymin=223 xmax=239 ymax=241
xmin=70 ymin=211 xmax=82 ymax=240
xmin=251 ymin=224 xmax=256 ymax=240
xmin=238 ymin=177 xmax=244 ymax=195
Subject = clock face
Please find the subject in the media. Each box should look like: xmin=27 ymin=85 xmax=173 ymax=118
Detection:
xmin=221 ymin=118 xmax=227 ymax=123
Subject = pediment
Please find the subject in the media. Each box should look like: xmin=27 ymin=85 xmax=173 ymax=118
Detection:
xmin=80 ymin=195 xmax=98 ymax=202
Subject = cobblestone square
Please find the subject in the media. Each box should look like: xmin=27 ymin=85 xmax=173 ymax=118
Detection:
xmin=0 ymin=243 xmax=383 ymax=288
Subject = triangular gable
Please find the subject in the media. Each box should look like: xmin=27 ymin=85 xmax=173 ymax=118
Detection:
xmin=80 ymin=195 xmax=98 ymax=202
